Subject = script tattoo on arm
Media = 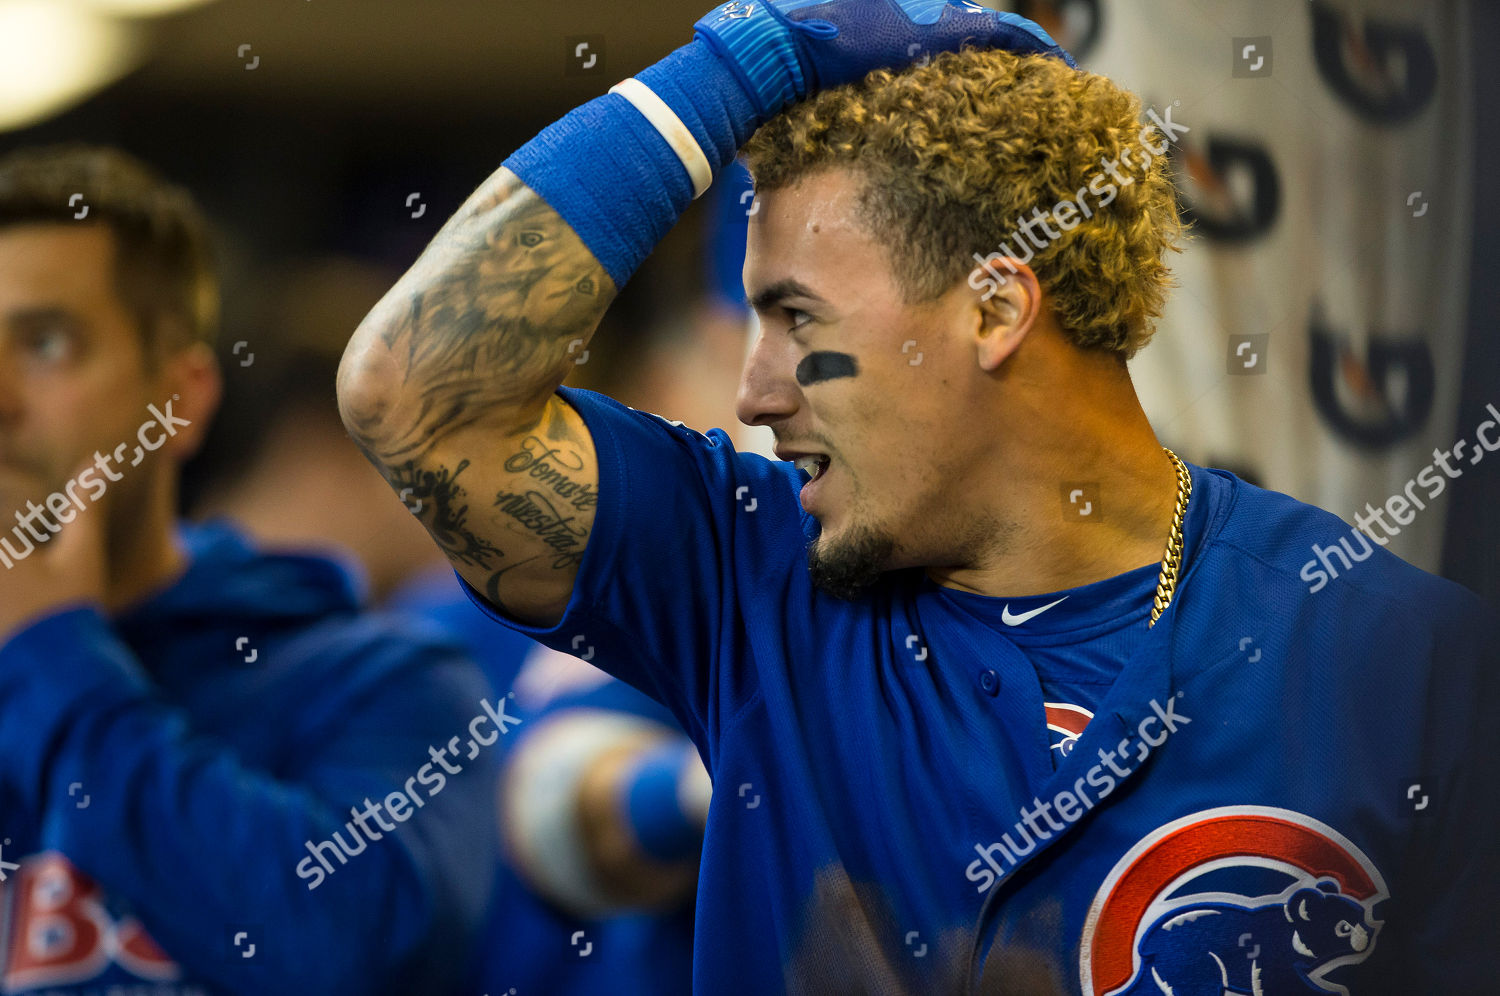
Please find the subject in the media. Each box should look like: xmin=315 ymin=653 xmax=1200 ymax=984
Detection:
xmin=467 ymin=423 xmax=596 ymax=602
xmin=413 ymin=411 xmax=602 ymax=607
xmin=492 ymin=489 xmax=588 ymax=571
xmin=503 ymin=434 xmax=599 ymax=512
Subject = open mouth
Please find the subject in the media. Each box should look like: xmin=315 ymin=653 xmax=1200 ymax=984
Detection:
xmin=793 ymin=454 xmax=831 ymax=485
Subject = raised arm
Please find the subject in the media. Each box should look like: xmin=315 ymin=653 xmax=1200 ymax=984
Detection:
xmin=336 ymin=1 xmax=1073 ymax=626
xmin=337 ymin=169 xmax=611 ymax=626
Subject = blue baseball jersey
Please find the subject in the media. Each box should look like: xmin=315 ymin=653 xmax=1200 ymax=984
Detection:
xmin=459 ymin=386 xmax=1499 ymax=995
xmin=944 ymin=563 xmax=1161 ymax=766
xmin=0 ymin=523 xmax=497 ymax=995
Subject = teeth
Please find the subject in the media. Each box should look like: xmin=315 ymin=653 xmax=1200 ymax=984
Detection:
xmin=793 ymin=455 xmax=833 ymax=482
xmin=792 ymin=455 xmax=830 ymax=482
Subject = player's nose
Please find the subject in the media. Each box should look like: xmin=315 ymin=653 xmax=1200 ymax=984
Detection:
xmin=735 ymin=324 xmax=799 ymax=428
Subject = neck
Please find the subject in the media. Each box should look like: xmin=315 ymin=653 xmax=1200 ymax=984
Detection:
xmin=104 ymin=473 xmax=187 ymax=614
xmin=925 ymin=367 xmax=1179 ymax=599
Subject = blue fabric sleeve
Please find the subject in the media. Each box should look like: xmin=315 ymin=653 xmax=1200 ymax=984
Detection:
xmin=534 ymin=670 xmax=683 ymax=729
xmin=0 ymin=607 xmax=498 ymax=996
xmin=455 ymin=386 xmax=810 ymax=758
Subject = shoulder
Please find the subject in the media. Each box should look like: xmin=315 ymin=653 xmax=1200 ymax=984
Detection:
xmin=1188 ymin=471 xmax=1482 ymax=627
xmin=557 ymin=385 xmax=720 ymax=449
xmin=555 ymin=385 xmax=785 ymax=481
xmin=1190 ymin=468 xmax=1489 ymax=639
xmin=1165 ymin=471 xmax=1498 ymax=740
xmin=554 ymin=384 xmax=812 ymax=549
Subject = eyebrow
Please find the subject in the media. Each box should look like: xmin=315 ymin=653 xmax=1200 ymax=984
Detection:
xmin=746 ymin=278 xmax=827 ymax=314
xmin=3 ymin=305 xmax=78 ymax=331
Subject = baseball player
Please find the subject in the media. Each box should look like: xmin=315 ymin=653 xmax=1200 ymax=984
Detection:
xmin=338 ymin=2 xmax=1498 ymax=992
xmin=0 ymin=145 xmax=497 ymax=994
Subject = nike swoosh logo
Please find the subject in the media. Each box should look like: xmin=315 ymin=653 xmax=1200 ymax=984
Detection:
xmin=1000 ymin=596 xmax=1068 ymax=626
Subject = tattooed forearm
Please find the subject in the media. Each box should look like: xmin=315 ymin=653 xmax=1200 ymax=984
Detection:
xmin=335 ymin=160 xmax=607 ymax=626
xmin=339 ymin=167 xmax=616 ymax=464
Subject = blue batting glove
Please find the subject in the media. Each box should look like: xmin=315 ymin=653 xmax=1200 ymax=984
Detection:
xmin=694 ymin=0 xmax=1075 ymax=119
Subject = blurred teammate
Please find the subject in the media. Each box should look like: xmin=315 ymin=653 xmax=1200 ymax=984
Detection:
xmin=339 ymin=1 xmax=1497 ymax=992
xmin=473 ymin=644 xmax=704 ymax=995
xmin=0 ymin=145 xmax=496 ymax=995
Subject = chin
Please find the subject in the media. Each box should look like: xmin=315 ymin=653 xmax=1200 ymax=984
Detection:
xmin=806 ymin=519 xmax=898 ymax=601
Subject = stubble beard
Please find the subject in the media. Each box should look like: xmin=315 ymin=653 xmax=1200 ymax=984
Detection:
xmin=806 ymin=519 xmax=897 ymax=601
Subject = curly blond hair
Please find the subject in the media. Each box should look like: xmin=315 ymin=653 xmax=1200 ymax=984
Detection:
xmin=741 ymin=48 xmax=1186 ymax=357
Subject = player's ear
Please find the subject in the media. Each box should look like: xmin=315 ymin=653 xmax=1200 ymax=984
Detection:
xmin=966 ymin=257 xmax=1042 ymax=372
xmin=155 ymin=340 xmax=221 ymax=461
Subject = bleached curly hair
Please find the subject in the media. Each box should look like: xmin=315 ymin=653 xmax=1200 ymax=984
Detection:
xmin=741 ymin=47 xmax=1186 ymax=357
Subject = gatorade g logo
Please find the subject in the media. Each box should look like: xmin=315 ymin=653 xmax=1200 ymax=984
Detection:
xmin=1080 ymin=807 xmax=1387 ymax=996
xmin=1311 ymin=1 xmax=1436 ymax=125
xmin=1308 ymin=308 xmax=1434 ymax=450
xmin=1174 ymin=136 xmax=1280 ymax=244
xmin=1 ymin=852 xmax=180 ymax=990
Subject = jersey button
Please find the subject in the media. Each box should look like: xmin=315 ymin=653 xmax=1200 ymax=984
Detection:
xmin=978 ymin=669 xmax=1000 ymax=696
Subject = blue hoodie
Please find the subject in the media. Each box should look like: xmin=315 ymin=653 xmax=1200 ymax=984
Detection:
xmin=0 ymin=522 xmax=499 ymax=994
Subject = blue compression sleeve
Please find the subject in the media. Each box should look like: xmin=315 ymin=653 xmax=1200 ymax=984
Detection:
xmin=502 ymin=40 xmax=761 ymax=292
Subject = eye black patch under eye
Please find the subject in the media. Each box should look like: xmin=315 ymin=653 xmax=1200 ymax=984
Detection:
xmin=795 ymin=351 xmax=859 ymax=387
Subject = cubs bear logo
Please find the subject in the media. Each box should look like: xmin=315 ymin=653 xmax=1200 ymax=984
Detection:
xmin=1080 ymin=807 xmax=1387 ymax=996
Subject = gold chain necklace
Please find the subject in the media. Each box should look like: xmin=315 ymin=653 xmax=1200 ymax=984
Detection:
xmin=1148 ymin=448 xmax=1192 ymax=628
